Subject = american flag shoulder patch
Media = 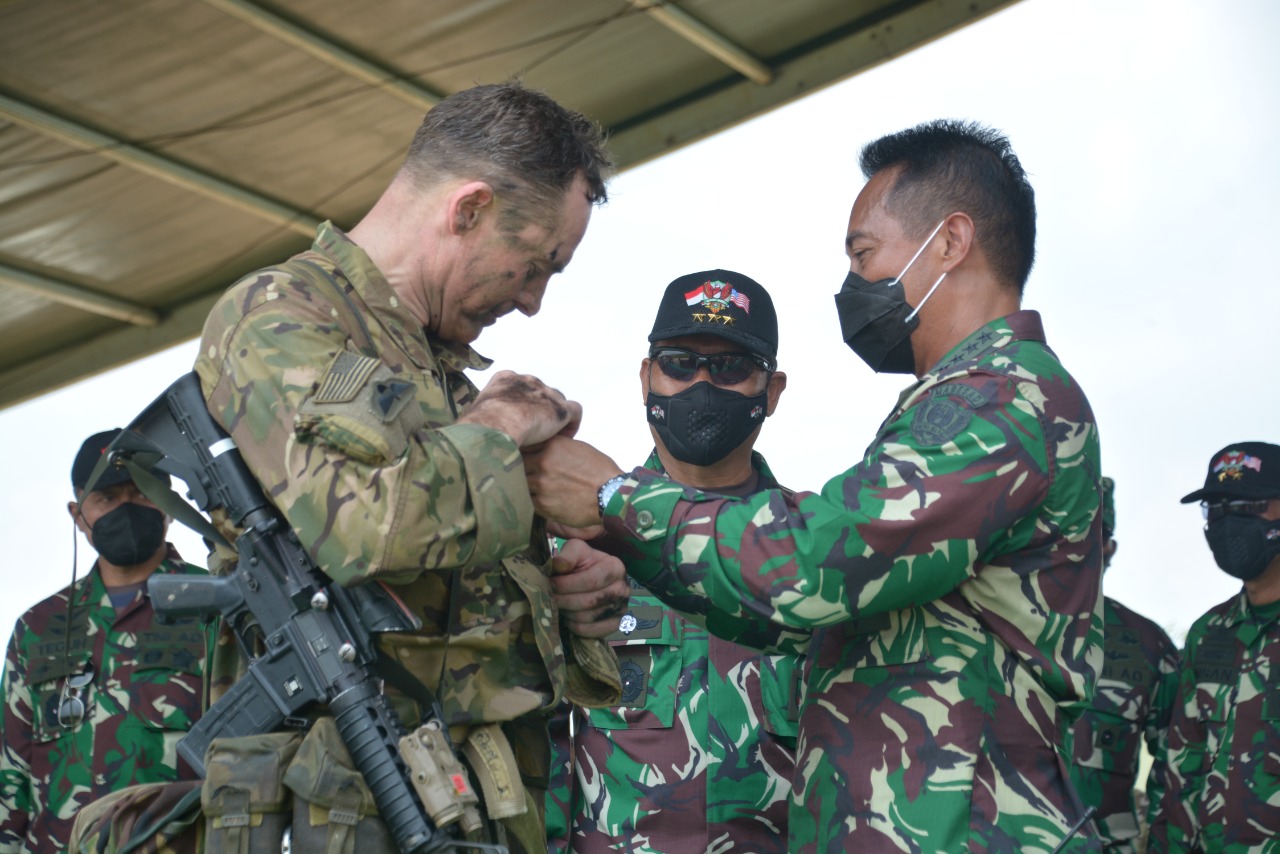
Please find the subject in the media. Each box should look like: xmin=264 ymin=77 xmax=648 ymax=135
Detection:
xmin=314 ymin=351 xmax=380 ymax=404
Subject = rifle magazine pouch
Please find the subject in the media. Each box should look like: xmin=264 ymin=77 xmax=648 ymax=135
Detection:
xmin=283 ymin=716 xmax=395 ymax=854
xmin=202 ymin=731 xmax=300 ymax=854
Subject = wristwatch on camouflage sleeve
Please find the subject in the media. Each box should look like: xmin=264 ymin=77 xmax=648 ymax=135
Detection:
xmin=597 ymin=474 xmax=627 ymax=518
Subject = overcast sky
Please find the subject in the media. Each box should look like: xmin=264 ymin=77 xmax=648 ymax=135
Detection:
xmin=2 ymin=0 xmax=1278 ymax=653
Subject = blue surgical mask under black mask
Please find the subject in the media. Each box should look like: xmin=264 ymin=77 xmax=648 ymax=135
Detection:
xmin=834 ymin=219 xmax=947 ymax=374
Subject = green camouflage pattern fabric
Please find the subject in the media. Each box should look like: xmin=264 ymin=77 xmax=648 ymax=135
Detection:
xmin=547 ymin=451 xmax=802 ymax=853
xmin=1101 ymin=475 xmax=1116 ymax=535
xmin=601 ymin=311 xmax=1105 ymax=853
xmin=0 ymin=550 xmax=213 ymax=852
xmin=1148 ymin=591 xmax=1280 ymax=852
xmin=194 ymin=222 xmax=617 ymax=833
xmin=1063 ymin=597 xmax=1179 ymax=852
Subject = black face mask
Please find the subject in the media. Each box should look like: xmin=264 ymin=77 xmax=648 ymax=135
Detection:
xmin=1204 ymin=513 xmax=1280 ymax=581
xmin=834 ymin=270 xmax=921 ymax=374
xmin=90 ymin=503 xmax=166 ymax=567
xmin=833 ymin=219 xmax=948 ymax=375
xmin=646 ymin=381 xmax=767 ymax=467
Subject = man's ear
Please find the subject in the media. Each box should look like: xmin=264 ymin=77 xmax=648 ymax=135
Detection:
xmin=68 ymin=500 xmax=90 ymax=537
xmin=765 ymin=370 xmax=788 ymax=416
xmin=939 ymin=211 xmax=975 ymax=273
xmin=447 ymin=181 xmax=496 ymax=234
xmin=639 ymin=358 xmax=651 ymax=401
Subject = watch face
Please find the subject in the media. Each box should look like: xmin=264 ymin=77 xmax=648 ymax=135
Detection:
xmin=598 ymin=475 xmax=626 ymax=514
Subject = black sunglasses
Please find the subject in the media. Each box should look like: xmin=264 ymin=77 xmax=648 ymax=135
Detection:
xmin=1202 ymin=498 xmax=1270 ymax=522
xmin=58 ymin=664 xmax=94 ymax=729
xmin=650 ymin=347 xmax=773 ymax=387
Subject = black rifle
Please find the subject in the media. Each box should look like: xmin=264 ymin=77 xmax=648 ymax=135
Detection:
xmin=106 ymin=372 xmax=455 ymax=854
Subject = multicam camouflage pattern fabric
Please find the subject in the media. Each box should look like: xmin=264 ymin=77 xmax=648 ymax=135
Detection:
xmin=1063 ymin=597 xmax=1180 ymax=852
xmin=0 ymin=552 xmax=212 ymax=853
xmin=194 ymin=222 xmax=617 ymax=834
xmin=1148 ymin=592 xmax=1280 ymax=852
xmin=69 ymin=780 xmax=202 ymax=854
xmin=602 ymin=311 xmax=1105 ymax=853
xmin=547 ymin=452 xmax=801 ymax=854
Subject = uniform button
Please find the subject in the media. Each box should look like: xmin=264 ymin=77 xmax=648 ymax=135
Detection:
xmin=636 ymin=510 xmax=655 ymax=528
xmin=1100 ymin=731 xmax=1115 ymax=745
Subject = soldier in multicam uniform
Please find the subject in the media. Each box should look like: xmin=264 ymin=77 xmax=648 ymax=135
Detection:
xmin=526 ymin=120 xmax=1105 ymax=852
xmin=1063 ymin=477 xmax=1180 ymax=852
xmin=1149 ymin=442 xmax=1280 ymax=853
xmin=192 ymin=82 xmax=628 ymax=853
xmin=545 ymin=270 xmax=802 ymax=853
xmin=0 ymin=430 xmax=214 ymax=853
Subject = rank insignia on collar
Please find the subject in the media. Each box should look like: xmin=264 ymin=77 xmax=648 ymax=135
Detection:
xmin=684 ymin=279 xmax=749 ymax=324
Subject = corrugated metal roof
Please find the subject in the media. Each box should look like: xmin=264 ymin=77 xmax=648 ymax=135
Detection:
xmin=0 ymin=0 xmax=1017 ymax=408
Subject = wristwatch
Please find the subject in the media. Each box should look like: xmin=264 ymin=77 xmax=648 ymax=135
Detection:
xmin=597 ymin=474 xmax=628 ymax=518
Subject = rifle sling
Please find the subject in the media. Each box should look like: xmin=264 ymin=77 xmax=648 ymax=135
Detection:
xmin=373 ymin=647 xmax=446 ymax=726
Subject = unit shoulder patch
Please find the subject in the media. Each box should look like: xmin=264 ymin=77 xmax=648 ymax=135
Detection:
xmin=911 ymin=382 xmax=989 ymax=446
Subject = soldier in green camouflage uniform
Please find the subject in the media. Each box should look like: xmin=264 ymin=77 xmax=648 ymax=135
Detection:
xmin=0 ymin=430 xmax=214 ymax=853
xmin=194 ymin=83 xmax=626 ymax=853
xmin=1149 ymin=442 xmax=1280 ymax=853
xmin=1063 ymin=477 xmax=1180 ymax=852
xmin=527 ymin=120 xmax=1104 ymax=852
xmin=546 ymin=270 xmax=803 ymax=853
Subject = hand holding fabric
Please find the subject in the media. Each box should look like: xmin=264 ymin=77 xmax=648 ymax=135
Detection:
xmin=549 ymin=538 xmax=630 ymax=638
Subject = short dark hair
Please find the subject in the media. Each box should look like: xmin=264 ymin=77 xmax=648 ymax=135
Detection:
xmin=860 ymin=120 xmax=1036 ymax=292
xmin=400 ymin=82 xmax=612 ymax=230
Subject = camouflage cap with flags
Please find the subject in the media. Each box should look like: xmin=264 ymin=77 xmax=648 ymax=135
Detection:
xmin=648 ymin=269 xmax=778 ymax=360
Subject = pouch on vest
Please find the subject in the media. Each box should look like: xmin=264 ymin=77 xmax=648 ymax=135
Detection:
xmin=283 ymin=717 xmax=397 ymax=854
xmin=202 ymin=731 xmax=300 ymax=854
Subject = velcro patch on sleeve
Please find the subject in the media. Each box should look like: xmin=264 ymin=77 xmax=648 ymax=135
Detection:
xmin=314 ymin=351 xmax=380 ymax=404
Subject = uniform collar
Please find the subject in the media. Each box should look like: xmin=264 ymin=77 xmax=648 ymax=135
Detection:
xmin=642 ymin=449 xmax=781 ymax=490
xmin=311 ymin=221 xmax=493 ymax=374
xmin=925 ymin=309 xmax=1047 ymax=379
xmin=83 ymin=544 xmax=185 ymax=606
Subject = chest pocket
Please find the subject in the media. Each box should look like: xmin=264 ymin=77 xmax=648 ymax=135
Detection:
xmin=1265 ymin=680 xmax=1280 ymax=777
xmin=587 ymin=605 xmax=685 ymax=731
xmin=1191 ymin=629 xmax=1239 ymax=726
xmin=378 ymin=553 xmax=557 ymax=728
xmin=128 ymin=621 xmax=208 ymax=731
xmin=1072 ymin=712 xmax=1141 ymax=775
xmin=29 ymin=653 xmax=94 ymax=745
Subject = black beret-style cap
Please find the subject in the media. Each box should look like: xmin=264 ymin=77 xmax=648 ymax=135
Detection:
xmin=71 ymin=429 xmax=131 ymax=492
xmin=1180 ymin=441 xmax=1280 ymax=503
xmin=648 ymin=269 xmax=778 ymax=361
